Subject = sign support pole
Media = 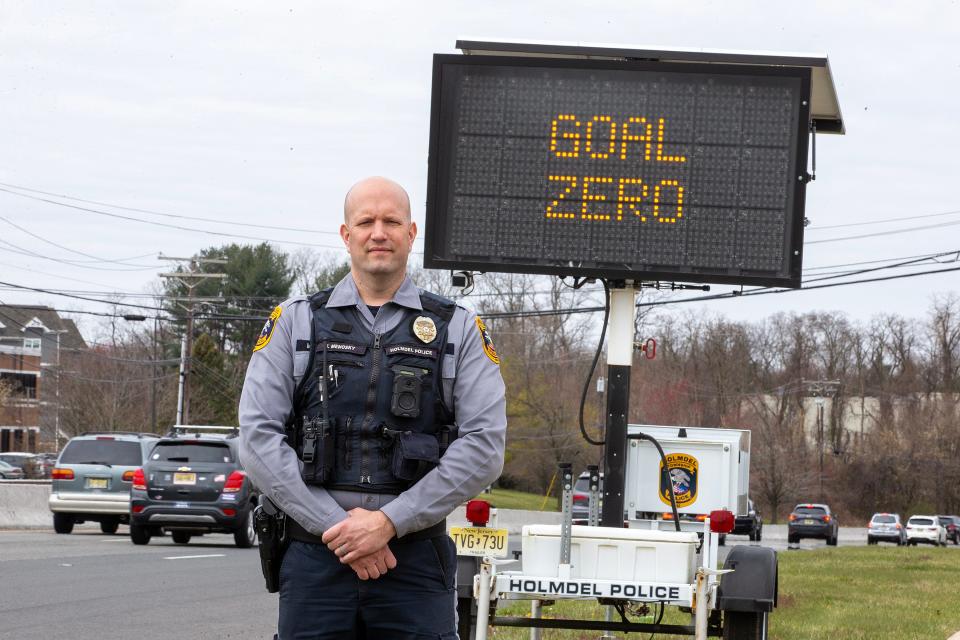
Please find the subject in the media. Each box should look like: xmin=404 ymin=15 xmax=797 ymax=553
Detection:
xmin=601 ymin=284 xmax=637 ymax=527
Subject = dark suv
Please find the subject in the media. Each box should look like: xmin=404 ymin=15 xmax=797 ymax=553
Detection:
xmin=788 ymin=503 xmax=839 ymax=546
xmin=129 ymin=426 xmax=258 ymax=547
xmin=48 ymin=432 xmax=158 ymax=534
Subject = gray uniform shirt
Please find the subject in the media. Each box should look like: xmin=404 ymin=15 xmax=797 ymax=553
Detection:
xmin=238 ymin=274 xmax=507 ymax=538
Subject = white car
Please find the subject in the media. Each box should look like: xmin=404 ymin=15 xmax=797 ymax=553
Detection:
xmin=906 ymin=515 xmax=947 ymax=546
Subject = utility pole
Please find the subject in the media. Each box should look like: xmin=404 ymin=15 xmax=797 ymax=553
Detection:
xmin=159 ymin=255 xmax=227 ymax=426
xmin=601 ymin=285 xmax=636 ymax=527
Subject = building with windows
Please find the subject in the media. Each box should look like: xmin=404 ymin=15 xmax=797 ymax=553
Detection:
xmin=0 ymin=306 xmax=86 ymax=453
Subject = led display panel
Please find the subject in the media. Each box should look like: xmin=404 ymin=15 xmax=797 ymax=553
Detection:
xmin=424 ymin=55 xmax=812 ymax=287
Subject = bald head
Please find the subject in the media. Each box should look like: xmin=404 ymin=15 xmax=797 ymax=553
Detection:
xmin=343 ymin=176 xmax=411 ymax=224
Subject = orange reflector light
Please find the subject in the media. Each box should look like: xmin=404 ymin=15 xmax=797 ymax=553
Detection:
xmin=122 ymin=470 xmax=135 ymax=482
xmin=662 ymin=512 xmax=675 ymax=520
xmin=709 ymin=509 xmax=735 ymax=534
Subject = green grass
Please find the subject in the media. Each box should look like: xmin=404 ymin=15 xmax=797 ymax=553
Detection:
xmin=472 ymin=488 xmax=559 ymax=512
xmin=479 ymin=546 xmax=960 ymax=639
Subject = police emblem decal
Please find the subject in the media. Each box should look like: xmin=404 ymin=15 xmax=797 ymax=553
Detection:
xmin=412 ymin=316 xmax=438 ymax=343
xmin=659 ymin=453 xmax=698 ymax=508
xmin=253 ymin=305 xmax=282 ymax=352
xmin=475 ymin=316 xmax=500 ymax=365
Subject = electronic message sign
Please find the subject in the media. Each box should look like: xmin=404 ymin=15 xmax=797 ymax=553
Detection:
xmin=424 ymin=55 xmax=812 ymax=288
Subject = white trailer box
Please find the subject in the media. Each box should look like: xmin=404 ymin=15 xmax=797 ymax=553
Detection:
xmin=624 ymin=425 xmax=750 ymax=519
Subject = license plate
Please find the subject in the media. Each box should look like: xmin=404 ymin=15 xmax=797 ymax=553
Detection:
xmin=449 ymin=526 xmax=508 ymax=558
xmin=804 ymin=519 xmax=815 ymax=525
xmin=85 ymin=477 xmax=108 ymax=489
xmin=173 ymin=472 xmax=196 ymax=485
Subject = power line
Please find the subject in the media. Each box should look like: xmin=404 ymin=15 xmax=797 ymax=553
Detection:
xmin=806 ymin=218 xmax=960 ymax=245
xmin=0 ymin=186 xmax=345 ymax=250
xmin=808 ymin=208 xmax=960 ymax=231
xmin=483 ymin=264 xmax=960 ymax=320
xmin=0 ymin=238 xmax=160 ymax=272
xmin=0 ymin=258 xmax=142 ymax=290
xmin=0 ymin=280 xmax=164 ymax=312
xmin=804 ymin=249 xmax=960 ymax=272
xmin=0 ymin=181 xmax=343 ymax=236
xmin=0 ymin=214 xmax=158 ymax=267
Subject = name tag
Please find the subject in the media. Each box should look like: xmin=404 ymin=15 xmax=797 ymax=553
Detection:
xmin=321 ymin=341 xmax=367 ymax=355
xmin=386 ymin=344 xmax=439 ymax=359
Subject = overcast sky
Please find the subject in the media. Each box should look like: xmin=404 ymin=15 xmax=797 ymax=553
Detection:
xmin=1 ymin=1 xmax=958 ymax=339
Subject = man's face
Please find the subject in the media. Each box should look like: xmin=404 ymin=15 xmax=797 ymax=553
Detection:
xmin=340 ymin=182 xmax=416 ymax=281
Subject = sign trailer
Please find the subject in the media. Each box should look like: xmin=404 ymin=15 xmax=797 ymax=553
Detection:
xmin=428 ymin=39 xmax=844 ymax=640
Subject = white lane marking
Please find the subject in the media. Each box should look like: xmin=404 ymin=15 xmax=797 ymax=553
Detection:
xmin=163 ymin=553 xmax=226 ymax=560
xmin=100 ymin=538 xmax=130 ymax=542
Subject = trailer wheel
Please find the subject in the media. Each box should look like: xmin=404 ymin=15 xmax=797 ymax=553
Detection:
xmin=723 ymin=610 xmax=768 ymax=640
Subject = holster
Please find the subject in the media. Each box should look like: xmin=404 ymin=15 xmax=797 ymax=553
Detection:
xmin=254 ymin=496 xmax=289 ymax=593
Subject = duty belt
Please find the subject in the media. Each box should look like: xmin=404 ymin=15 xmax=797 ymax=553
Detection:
xmin=286 ymin=517 xmax=448 ymax=545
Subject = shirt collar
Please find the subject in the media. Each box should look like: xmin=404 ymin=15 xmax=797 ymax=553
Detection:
xmin=327 ymin=274 xmax=423 ymax=311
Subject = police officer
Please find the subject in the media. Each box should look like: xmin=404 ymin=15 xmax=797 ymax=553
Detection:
xmin=239 ymin=176 xmax=507 ymax=639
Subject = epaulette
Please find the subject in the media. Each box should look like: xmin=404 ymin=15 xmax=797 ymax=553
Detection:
xmin=309 ymin=287 xmax=335 ymax=310
xmin=418 ymin=290 xmax=456 ymax=322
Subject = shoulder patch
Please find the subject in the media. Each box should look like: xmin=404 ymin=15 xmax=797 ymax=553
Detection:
xmin=253 ymin=305 xmax=283 ymax=352
xmin=475 ymin=316 xmax=500 ymax=365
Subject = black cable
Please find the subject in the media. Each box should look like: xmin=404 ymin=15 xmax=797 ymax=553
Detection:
xmin=628 ymin=432 xmax=681 ymax=531
xmin=578 ymin=279 xmax=610 ymax=446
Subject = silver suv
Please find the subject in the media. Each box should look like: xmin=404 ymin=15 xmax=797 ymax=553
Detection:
xmin=49 ymin=432 xmax=158 ymax=534
xmin=867 ymin=512 xmax=906 ymax=546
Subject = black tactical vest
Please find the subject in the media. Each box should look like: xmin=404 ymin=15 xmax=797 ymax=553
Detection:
xmin=288 ymin=288 xmax=456 ymax=494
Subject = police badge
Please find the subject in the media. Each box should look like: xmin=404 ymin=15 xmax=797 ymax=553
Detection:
xmin=412 ymin=316 xmax=437 ymax=343
xmin=659 ymin=453 xmax=699 ymax=508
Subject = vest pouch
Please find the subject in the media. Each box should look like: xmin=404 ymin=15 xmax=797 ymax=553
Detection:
xmin=391 ymin=431 xmax=439 ymax=483
xmin=300 ymin=415 xmax=335 ymax=485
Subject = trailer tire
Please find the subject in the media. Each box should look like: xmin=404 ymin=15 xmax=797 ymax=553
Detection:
xmin=723 ymin=610 xmax=768 ymax=640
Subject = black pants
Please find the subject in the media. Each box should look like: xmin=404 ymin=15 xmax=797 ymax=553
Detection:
xmin=277 ymin=536 xmax=458 ymax=639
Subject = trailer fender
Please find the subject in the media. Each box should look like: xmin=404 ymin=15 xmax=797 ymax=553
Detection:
xmin=717 ymin=545 xmax=777 ymax=612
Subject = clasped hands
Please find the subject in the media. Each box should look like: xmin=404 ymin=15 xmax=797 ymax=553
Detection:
xmin=321 ymin=508 xmax=397 ymax=581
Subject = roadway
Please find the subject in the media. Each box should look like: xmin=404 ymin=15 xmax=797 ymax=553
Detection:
xmin=1 ymin=523 xmax=955 ymax=639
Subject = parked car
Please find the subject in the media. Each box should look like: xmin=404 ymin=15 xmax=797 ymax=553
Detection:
xmin=33 ymin=453 xmax=58 ymax=478
xmin=129 ymin=426 xmax=258 ymax=548
xmin=731 ymin=498 xmax=763 ymax=542
xmin=867 ymin=512 xmax=906 ymax=546
xmin=906 ymin=515 xmax=947 ymax=546
xmin=0 ymin=452 xmax=41 ymax=478
xmin=935 ymin=515 xmax=959 ymax=545
xmin=787 ymin=503 xmax=839 ymax=546
xmin=0 ymin=459 xmax=26 ymax=479
xmin=48 ymin=432 xmax=159 ymax=534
